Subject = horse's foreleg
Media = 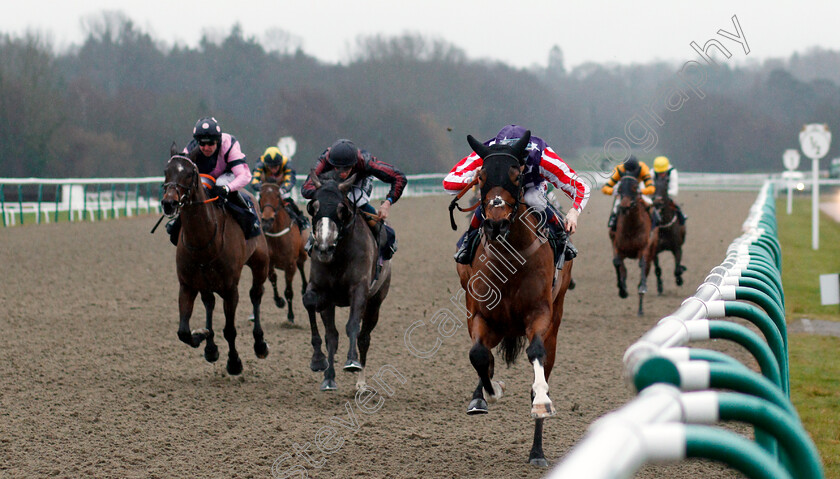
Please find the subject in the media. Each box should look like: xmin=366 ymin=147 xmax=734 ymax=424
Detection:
xmin=654 ymin=253 xmax=664 ymax=295
xmin=250 ymin=277 xmax=268 ymax=359
xmin=283 ymin=266 xmax=295 ymax=323
xmin=297 ymin=258 xmax=308 ymax=296
xmin=343 ymin=287 xmax=366 ymax=373
xmin=613 ymin=256 xmax=628 ymax=298
xmin=200 ymin=291 xmax=219 ymax=363
xmin=638 ymin=256 xmax=650 ymax=316
xmin=269 ymin=267 xmax=284 ymax=309
xmin=527 ymin=335 xmax=555 ymax=419
xmin=222 ymin=289 xmax=242 ymax=375
xmin=177 ymin=285 xmax=204 ymax=348
xmin=303 ymin=286 xmax=327 ymax=372
xmin=320 ymin=305 xmax=339 ymax=391
xmin=674 ymin=247 xmax=686 ymax=286
xmin=467 ymin=314 xmax=503 ymax=415
xmin=529 ymin=418 xmax=548 ymax=467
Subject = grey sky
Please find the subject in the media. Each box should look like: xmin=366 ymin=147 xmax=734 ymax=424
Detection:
xmin=1 ymin=0 xmax=836 ymax=68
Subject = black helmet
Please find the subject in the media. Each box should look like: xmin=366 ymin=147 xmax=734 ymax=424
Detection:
xmin=326 ymin=139 xmax=359 ymax=168
xmin=193 ymin=117 xmax=222 ymax=142
xmin=624 ymin=156 xmax=640 ymax=176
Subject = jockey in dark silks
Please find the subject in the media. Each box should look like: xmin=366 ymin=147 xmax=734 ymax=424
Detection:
xmin=251 ymin=146 xmax=309 ymax=230
xmin=443 ymin=124 xmax=590 ymax=267
xmin=301 ymin=139 xmax=407 ymax=262
xmin=166 ymin=117 xmax=261 ymax=246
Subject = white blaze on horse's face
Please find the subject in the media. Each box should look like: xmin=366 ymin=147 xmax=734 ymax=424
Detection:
xmin=489 ymin=196 xmax=505 ymax=208
xmin=312 ymin=217 xmax=340 ymax=262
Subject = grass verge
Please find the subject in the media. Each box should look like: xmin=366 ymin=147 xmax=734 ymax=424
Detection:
xmin=777 ymin=197 xmax=840 ymax=477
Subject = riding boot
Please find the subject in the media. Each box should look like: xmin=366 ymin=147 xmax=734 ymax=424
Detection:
xmin=285 ymin=201 xmax=310 ymax=230
xmin=380 ymin=223 xmax=397 ymax=260
xmin=675 ymin=205 xmax=687 ymax=225
xmin=454 ymin=227 xmax=481 ymax=264
xmin=165 ymin=216 xmax=181 ymax=246
xmin=228 ymin=191 xmax=261 ymax=239
xmin=304 ymin=234 xmax=314 ymax=254
xmin=607 ymin=212 xmax=617 ymax=231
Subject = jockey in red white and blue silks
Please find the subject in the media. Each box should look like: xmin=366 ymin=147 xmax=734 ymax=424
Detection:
xmin=443 ymin=124 xmax=591 ymax=264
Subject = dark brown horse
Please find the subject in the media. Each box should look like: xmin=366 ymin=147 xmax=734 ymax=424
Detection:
xmin=454 ymin=132 xmax=573 ymax=467
xmin=609 ymin=176 xmax=658 ymax=316
xmin=302 ymin=171 xmax=391 ymax=391
xmin=160 ymin=144 xmax=270 ymax=375
xmin=258 ymin=182 xmax=308 ymax=323
xmin=653 ymin=172 xmax=687 ymax=293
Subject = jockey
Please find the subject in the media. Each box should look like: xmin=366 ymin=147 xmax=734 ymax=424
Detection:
xmin=251 ymin=146 xmax=309 ymax=230
xmin=165 ymin=117 xmax=260 ymax=246
xmin=444 ymin=124 xmax=590 ymax=266
xmin=652 ymin=156 xmax=687 ymax=225
xmin=601 ymin=155 xmax=655 ymax=231
xmin=301 ymin=139 xmax=407 ymax=261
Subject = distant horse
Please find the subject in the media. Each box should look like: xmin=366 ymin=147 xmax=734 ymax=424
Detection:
xmin=302 ymin=171 xmax=391 ymax=391
xmin=653 ymin=172 xmax=687 ymax=293
xmin=160 ymin=144 xmax=270 ymax=375
xmin=258 ymin=182 xmax=308 ymax=323
xmin=453 ymin=131 xmax=573 ymax=467
xmin=609 ymin=176 xmax=658 ymax=316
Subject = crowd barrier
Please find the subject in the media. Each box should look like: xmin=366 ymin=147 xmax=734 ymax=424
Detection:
xmin=547 ymin=182 xmax=824 ymax=479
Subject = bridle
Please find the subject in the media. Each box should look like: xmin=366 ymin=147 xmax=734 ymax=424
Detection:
xmin=259 ymin=183 xmax=292 ymax=238
xmin=162 ymin=155 xmax=218 ymax=217
xmin=616 ymin=176 xmax=640 ymax=214
xmin=480 ymin=152 xmax=524 ymax=225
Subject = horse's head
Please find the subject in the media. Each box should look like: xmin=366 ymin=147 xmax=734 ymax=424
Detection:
xmin=467 ymin=131 xmax=530 ymax=241
xmin=653 ymin=171 xmax=670 ymax=205
xmin=258 ymin=181 xmax=286 ymax=233
xmin=616 ymin=176 xmax=641 ymax=213
xmin=306 ymin=170 xmax=356 ymax=263
xmin=161 ymin=143 xmax=208 ymax=217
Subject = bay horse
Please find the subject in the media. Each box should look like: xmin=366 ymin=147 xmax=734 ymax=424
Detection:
xmin=160 ymin=143 xmax=270 ymax=375
xmin=454 ymin=131 xmax=573 ymax=467
xmin=258 ymin=182 xmax=308 ymax=323
xmin=652 ymin=172 xmax=687 ymax=293
xmin=302 ymin=171 xmax=391 ymax=391
xmin=609 ymin=176 xmax=658 ymax=316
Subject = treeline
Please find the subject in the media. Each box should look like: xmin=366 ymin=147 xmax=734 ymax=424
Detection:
xmin=2 ymin=12 xmax=840 ymax=178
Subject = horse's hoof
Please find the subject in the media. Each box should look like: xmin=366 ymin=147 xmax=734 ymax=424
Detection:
xmin=618 ymin=289 xmax=628 ymax=299
xmin=531 ymin=402 xmax=556 ymax=418
xmin=275 ymin=297 xmax=286 ymax=308
xmin=568 ymin=278 xmax=576 ymax=290
xmin=247 ymin=313 xmax=255 ymax=323
xmin=529 ymin=458 xmax=549 ymax=467
xmin=310 ymin=355 xmax=328 ymax=372
xmin=467 ymin=398 xmax=488 ymax=415
xmin=254 ymin=342 xmax=269 ymax=359
xmin=320 ymin=379 xmax=337 ymax=391
xmin=676 ymin=276 xmax=684 ymax=286
xmin=343 ymin=360 xmax=362 ymax=372
xmin=204 ymin=345 xmax=219 ymax=363
xmin=227 ymin=357 xmax=243 ymax=376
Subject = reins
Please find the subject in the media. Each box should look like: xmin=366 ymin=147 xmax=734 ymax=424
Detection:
xmin=448 ymin=176 xmax=480 ymax=230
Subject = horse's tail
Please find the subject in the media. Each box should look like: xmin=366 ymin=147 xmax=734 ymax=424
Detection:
xmin=497 ymin=336 xmax=526 ymax=367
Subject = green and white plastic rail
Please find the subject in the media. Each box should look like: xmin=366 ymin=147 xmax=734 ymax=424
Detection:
xmin=549 ymin=182 xmax=824 ymax=478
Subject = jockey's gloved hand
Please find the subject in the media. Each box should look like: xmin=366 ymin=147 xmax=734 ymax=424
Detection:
xmin=211 ymin=184 xmax=229 ymax=198
xmin=601 ymin=185 xmax=614 ymax=195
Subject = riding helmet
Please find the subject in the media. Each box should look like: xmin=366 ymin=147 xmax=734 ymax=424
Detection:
xmin=623 ymin=156 xmax=640 ymax=176
xmin=261 ymin=146 xmax=286 ymax=167
xmin=326 ymin=139 xmax=360 ymax=168
xmin=653 ymin=156 xmax=671 ymax=173
xmin=193 ymin=117 xmax=222 ymax=142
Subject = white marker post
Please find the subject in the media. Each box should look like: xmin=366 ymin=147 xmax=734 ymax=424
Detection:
xmin=799 ymin=124 xmax=831 ymax=250
xmin=277 ymin=136 xmax=297 ymax=159
xmin=782 ymin=149 xmax=801 ymax=215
